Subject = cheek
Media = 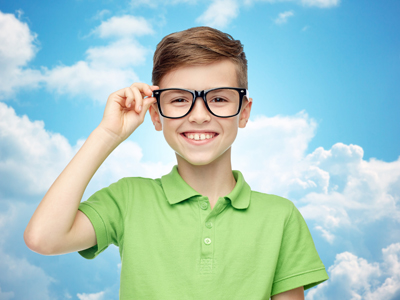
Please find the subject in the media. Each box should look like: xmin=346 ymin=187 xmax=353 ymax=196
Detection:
xmin=223 ymin=119 xmax=239 ymax=137
xmin=162 ymin=119 xmax=181 ymax=139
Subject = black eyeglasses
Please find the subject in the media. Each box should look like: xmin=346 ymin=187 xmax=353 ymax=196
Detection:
xmin=153 ymin=87 xmax=249 ymax=119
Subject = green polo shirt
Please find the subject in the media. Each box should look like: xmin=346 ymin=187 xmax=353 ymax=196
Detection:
xmin=78 ymin=165 xmax=328 ymax=299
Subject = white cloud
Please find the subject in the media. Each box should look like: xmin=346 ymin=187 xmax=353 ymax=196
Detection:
xmin=0 ymin=102 xmax=74 ymax=197
xmin=299 ymin=144 xmax=400 ymax=231
xmin=43 ymin=60 xmax=138 ymax=103
xmin=93 ymin=15 xmax=154 ymax=39
xmin=129 ymin=0 xmax=197 ymax=7
xmin=44 ymin=15 xmax=154 ymax=103
xmin=130 ymin=0 xmax=159 ymax=8
xmin=0 ymin=10 xmax=42 ymax=98
xmin=0 ymin=102 xmax=172 ymax=201
xmin=244 ymin=0 xmax=339 ymax=8
xmin=194 ymin=0 xmax=339 ymax=28
xmin=0 ymin=287 xmax=14 ymax=300
xmin=306 ymin=243 xmax=400 ymax=300
xmin=233 ymin=111 xmax=317 ymax=196
xmin=83 ymin=138 xmax=174 ymax=199
xmin=0 ymin=11 xmax=153 ymax=103
xmin=0 ymin=199 xmax=56 ymax=300
xmin=233 ymin=112 xmax=400 ymax=243
xmin=0 ymin=247 xmax=56 ymax=300
xmin=275 ymin=10 xmax=294 ymax=24
xmin=85 ymin=39 xmax=148 ymax=68
xmin=91 ymin=9 xmax=111 ymax=21
xmin=301 ymin=0 xmax=340 ymax=8
xmin=314 ymin=225 xmax=334 ymax=244
xmin=77 ymin=291 xmax=105 ymax=300
xmin=196 ymin=0 xmax=239 ymax=29
xmin=0 ymin=11 xmax=36 ymax=69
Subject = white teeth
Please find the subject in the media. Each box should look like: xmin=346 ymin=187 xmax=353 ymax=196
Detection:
xmin=185 ymin=133 xmax=215 ymax=140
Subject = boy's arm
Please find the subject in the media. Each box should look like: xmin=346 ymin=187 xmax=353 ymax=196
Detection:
xmin=24 ymin=83 xmax=158 ymax=255
xmin=271 ymin=286 xmax=304 ymax=300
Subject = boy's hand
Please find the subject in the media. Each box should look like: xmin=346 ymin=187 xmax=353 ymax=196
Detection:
xmin=98 ymin=83 xmax=159 ymax=143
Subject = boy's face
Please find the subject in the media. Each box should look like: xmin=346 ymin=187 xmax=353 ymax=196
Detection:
xmin=149 ymin=59 xmax=252 ymax=166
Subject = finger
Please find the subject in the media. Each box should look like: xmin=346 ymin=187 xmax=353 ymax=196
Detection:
xmin=130 ymin=83 xmax=151 ymax=97
xmin=144 ymin=95 xmax=157 ymax=109
xmin=130 ymin=83 xmax=159 ymax=97
xmin=124 ymin=87 xmax=135 ymax=108
xmin=143 ymin=85 xmax=159 ymax=101
xmin=150 ymin=85 xmax=160 ymax=92
xmin=140 ymin=96 xmax=157 ymax=118
xmin=131 ymin=86 xmax=143 ymax=113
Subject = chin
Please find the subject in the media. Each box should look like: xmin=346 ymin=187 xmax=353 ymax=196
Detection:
xmin=177 ymin=152 xmax=219 ymax=167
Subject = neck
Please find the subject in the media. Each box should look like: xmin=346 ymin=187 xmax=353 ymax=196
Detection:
xmin=176 ymin=148 xmax=236 ymax=206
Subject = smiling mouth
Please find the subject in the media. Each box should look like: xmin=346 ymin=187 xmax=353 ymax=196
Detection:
xmin=182 ymin=132 xmax=218 ymax=141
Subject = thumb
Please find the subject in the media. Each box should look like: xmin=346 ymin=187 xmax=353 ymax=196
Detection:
xmin=142 ymin=96 xmax=157 ymax=114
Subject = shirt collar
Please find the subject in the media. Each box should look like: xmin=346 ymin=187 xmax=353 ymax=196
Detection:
xmin=227 ymin=170 xmax=251 ymax=209
xmin=161 ymin=165 xmax=251 ymax=210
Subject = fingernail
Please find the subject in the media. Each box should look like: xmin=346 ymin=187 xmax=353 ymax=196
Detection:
xmin=127 ymin=103 xmax=131 ymax=108
xmin=138 ymin=105 xmax=142 ymax=112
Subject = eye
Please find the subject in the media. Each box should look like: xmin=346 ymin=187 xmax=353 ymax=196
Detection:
xmin=210 ymin=97 xmax=228 ymax=103
xmin=171 ymin=98 xmax=189 ymax=103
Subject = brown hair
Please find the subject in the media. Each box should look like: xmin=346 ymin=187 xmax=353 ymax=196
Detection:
xmin=152 ymin=26 xmax=248 ymax=88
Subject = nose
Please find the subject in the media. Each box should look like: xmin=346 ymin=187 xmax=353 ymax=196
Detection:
xmin=188 ymin=96 xmax=211 ymax=124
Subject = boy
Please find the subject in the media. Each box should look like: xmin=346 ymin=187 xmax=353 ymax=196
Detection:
xmin=24 ymin=26 xmax=329 ymax=299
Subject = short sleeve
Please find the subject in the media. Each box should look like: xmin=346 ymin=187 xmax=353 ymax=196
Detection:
xmin=271 ymin=203 xmax=329 ymax=296
xmin=77 ymin=178 xmax=128 ymax=259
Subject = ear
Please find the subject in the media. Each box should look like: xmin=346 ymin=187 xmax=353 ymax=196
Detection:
xmin=149 ymin=103 xmax=163 ymax=131
xmin=238 ymin=97 xmax=252 ymax=128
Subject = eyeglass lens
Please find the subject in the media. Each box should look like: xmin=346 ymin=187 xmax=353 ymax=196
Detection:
xmin=159 ymin=89 xmax=240 ymax=118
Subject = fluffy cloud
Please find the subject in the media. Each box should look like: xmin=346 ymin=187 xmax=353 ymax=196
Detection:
xmin=196 ymin=0 xmax=239 ymax=29
xmin=0 ymin=102 xmax=172 ymax=200
xmin=233 ymin=112 xmax=400 ymax=242
xmin=77 ymin=291 xmax=105 ymax=300
xmin=0 ymin=247 xmax=55 ymax=300
xmin=85 ymin=39 xmax=148 ymax=68
xmin=44 ymin=37 xmax=150 ymax=102
xmin=44 ymin=15 xmax=154 ymax=103
xmin=233 ymin=111 xmax=317 ymax=196
xmin=299 ymin=144 xmax=400 ymax=237
xmin=301 ymin=0 xmax=340 ymax=8
xmin=129 ymin=0 xmax=197 ymax=7
xmin=43 ymin=61 xmax=138 ymax=104
xmin=307 ymin=243 xmax=400 ymax=300
xmin=0 ymin=102 xmax=74 ymax=198
xmin=0 ymin=198 xmax=55 ymax=300
xmin=244 ymin=0 xmax=339 ymax=8
xmin=275 ymin=10 xmax=295 ymax=24
xmin=0 ymin=11 xmax=42 ymax=98
xmin=92 ymin=15 xmax=154 ymax=38
xmin=0 ymin=11 xmax=153 ymax=103
xmin=0 ymin=287 xmax=14 ymax=300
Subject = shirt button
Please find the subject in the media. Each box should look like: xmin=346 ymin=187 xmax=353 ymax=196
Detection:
xmin=205 ymin=221 xmax=213 ymax=229
xmin=200 ymin=202 xmax=208 ymax=210
xmin=204 ymin=238 xmax=212 ymax=245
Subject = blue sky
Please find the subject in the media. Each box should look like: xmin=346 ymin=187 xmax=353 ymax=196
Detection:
xmin=0 ymin=0 xmax=399 ymax=299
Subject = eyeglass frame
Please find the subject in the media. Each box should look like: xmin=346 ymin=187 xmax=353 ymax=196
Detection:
xmin=152 ymin=87 xmax=249 ymax=119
